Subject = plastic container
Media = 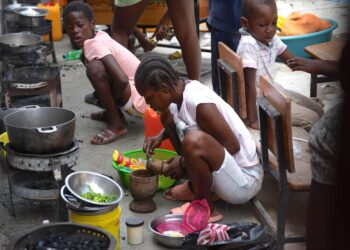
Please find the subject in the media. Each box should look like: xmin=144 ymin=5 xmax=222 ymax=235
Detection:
xmin=125 ymin=217 xmax=144 ymax=245
xmin=37 ymin=3 xmax=62 ymax=41
xmin=63 ymin=49 xmax=82 ymax=61
xmin=69 ymin=206 xmax=121 ymax=250
xmin=156 ymin=199 xmax=210 ymax=235
xmin=112 ymin=148 xmax=177 ymax=190
xmin=280 ymin=18 xmax=338 ymax=58
xmin=144 ymin=107 xmax=175 ymax=151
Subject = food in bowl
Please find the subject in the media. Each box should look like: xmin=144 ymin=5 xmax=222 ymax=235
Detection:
xmin=81 ymin=186 xmax=117 ymax=203
xmin=163 ymin=231 xmax=185 ymax=237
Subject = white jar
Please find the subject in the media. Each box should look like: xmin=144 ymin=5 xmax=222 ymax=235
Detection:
xmin=126 ymin=217 xmax=144 ymax=245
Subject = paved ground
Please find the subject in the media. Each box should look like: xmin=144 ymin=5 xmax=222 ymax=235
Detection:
xmin=0 ymin=0 xmax=349 ymax=249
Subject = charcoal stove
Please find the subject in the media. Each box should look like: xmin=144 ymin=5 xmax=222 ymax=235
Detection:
xmin=2 ymin=139 xmax=80 ymax=221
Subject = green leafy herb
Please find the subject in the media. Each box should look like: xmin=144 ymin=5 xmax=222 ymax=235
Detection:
xmin=81 ymin=186 xmax=116 ymax=203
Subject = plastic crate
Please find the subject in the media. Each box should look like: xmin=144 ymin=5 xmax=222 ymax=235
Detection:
xmin=112 ymin=148 xmax=177 ymax=190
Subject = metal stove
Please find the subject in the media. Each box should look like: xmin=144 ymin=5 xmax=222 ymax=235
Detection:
xmin=2 ymin=139 xmax=80 ymax=221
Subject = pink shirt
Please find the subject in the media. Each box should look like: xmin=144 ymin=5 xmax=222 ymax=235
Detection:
xmin=83 ymin=31 xmax=147 ymax=113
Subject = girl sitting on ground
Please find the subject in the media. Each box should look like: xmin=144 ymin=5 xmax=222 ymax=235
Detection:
xmin=135 ymin=55 xmax=263 ymax=222
xmin=63 ymin=1 xmax=148 ymax=145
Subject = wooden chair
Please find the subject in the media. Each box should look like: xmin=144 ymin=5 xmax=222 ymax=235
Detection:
xmin=217 ymin=42 xmax=247 ymax=119
xmin=250 ymin=76 xmax=311 ymax=249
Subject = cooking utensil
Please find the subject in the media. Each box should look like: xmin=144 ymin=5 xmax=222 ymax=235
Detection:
xmin=0 ymin=32 xmax=43 ymax=54
xmin=149 ymin=214 xmax=186 ymax=248
xmin=3 ymin=0 xmax=24 ymax=23
xmin=8 ymin=222 xmax=116 ymax=250
xmin=4 ymin=107 xmax=76 ymax=154
xmin=65 ymin=171 xmax=124 ymax=207
xmin=15 ymin=6 xmax=48 ymax=28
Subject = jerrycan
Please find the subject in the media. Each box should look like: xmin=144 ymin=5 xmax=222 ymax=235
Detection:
xmin=144 ymin=107 xmax=174 ymax=151
xmin=37 ymin=3 xmax=62 ymax=41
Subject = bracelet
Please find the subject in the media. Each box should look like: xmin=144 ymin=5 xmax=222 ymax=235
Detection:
xmin=179 ymin=156 xmax=185 ymax=169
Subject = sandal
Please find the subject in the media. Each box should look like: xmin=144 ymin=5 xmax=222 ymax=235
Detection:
xmin=84 ymin=92 xmax=102 ymax=107
xmin=170 ymin=202 xmax=223 ymax=223
xmin=90 ymin=128 xmax=126 ymax=145
xmin=163 ymin=180 xmax=195 ymax=201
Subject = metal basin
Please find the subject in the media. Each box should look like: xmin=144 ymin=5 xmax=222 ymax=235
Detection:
xmin=149 ymin=214 xmax=186 ymax=248
xmin=15 ymin=6 xmax=48 ymax=28
xmin=65 ymin=171 xmax=124 ymax=207
xmin=0 ymin=32 xmax=43 ymax=54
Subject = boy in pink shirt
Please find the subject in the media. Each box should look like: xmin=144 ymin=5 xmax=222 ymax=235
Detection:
xmin=63 ymin=1 xmax=147 ymax=145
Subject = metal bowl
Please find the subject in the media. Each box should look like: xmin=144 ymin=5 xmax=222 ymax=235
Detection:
xmin=15 ymin=6 xmax=48 ymax=17
xmin=149 ymin=214 xmax=186 ymax=248
xmin=65 ymin=171 xmax=124 ymax=206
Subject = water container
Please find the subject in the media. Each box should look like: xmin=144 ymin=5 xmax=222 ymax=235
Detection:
xmin=144 ymin=107 xmax=175 ymax=151
xmin=37 ymin=3 xmax=62 ymax=41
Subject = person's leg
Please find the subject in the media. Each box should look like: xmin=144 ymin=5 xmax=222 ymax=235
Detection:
xmin=181 ymin=130 xmax=225 ymax=212
xmin=166 ymin=0 xmax=201 ymax=80
xmin=210 ymin=27 xmax=240 ymax=94
xmin=284 ymin=88 xmax=324 ymax=117
xmin=86 ymin=59 xmax=128 ymax=144
xmin=290 ymin=101 xmax=320 ymax=132
xmin=133 ymin=28 xmax=156 ymax=52
xmin=111 ymin=0 xmax=149 ymax=48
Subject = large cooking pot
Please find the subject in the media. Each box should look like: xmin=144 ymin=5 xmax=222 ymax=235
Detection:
xmin=15 ymin=6 xmax=48 ymax=28
xmin=4 ymin=107 xmax=76 ymax=154
xmin=0 ymin=32 xmax=43 ymax=54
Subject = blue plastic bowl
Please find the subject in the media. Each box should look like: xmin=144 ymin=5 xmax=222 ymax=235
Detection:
xmin=280 ymin=18 xmax=338 ymax=58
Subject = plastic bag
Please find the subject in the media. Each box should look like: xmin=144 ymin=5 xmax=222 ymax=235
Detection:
xmin=182 ymin=221 xmax=275 ymax=250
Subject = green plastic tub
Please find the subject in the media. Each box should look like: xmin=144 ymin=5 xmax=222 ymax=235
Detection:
xmin=280 ymin=18 xmax=338 ymax=58
xmin=112 ymin=148 xmax=177 ymax=190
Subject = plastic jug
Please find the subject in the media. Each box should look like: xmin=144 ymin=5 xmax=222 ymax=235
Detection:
xmin=144 ymin=107 xmax=175 ymax=151
xmin=37 ymin=3 xmax=62 ymax=41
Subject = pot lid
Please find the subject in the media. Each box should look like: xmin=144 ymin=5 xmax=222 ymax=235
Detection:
xmin=182 ymin=199 xmax=210 ymax=233
xmin=16 ymin=6 xmax=48 ymax=17
xmin=4 ymin=3 xmax=23 ymax=11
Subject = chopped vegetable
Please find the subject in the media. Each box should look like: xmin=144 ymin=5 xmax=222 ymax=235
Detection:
xmin=81 ymin=186 xmax=116 ymax=203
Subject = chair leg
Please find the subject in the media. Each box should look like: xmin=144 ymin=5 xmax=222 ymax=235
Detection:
xmin=276 ymin=168 xmax=288 ymax=250
xmin=310 ymin=74 xmax=318 ymax=97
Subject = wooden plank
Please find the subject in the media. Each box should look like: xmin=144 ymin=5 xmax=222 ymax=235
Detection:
xmin=218 ymin=42 xmax=247 ymax=119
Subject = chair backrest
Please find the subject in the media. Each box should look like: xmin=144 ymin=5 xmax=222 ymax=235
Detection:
xmin=258 ymin=76 xmax=295 ymax=173
xmin=217 ymin=42 xmax=247 ymax=119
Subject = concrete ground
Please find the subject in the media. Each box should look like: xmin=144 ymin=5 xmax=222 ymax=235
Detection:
xmin=0 ymin=0 xmax=349 ymax=249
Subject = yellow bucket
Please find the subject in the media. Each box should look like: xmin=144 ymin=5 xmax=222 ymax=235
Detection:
xmin=69 ymin=206 xmax=121 ymax=250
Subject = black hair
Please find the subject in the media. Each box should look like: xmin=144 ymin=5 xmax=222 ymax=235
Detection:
xmin=62 ymin=1 xmax=94 ymax=22
xmin=242 ymin=0 xmax=276 ymax=20
xmin=135 ymin=55 xmax=179 ymax=91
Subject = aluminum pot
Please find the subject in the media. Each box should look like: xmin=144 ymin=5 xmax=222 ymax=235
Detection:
xmin=15 ymin=6 xmax=48 ymax=28
xmin=4 ymin=0 xmax=23 ymax=23
xmin=4 ymin=107 xmax=76 ymax=154
xmin=0 ymin=32 xmax=43 ymax=54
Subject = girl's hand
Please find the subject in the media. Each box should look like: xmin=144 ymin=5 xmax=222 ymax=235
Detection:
xmin=162 ymin=156 xmax=185 ymax=179
xmin=143 ymin=134 xmax=162 ymax=156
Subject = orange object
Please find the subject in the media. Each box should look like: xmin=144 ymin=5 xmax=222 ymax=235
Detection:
xmin=113 ymin=150 xmax=145 ymax=170
xmin=280 ymin=12 xmax=332 ymax=36
xmin=50 ymin=0 xmax=68 ymax=7
xmin=37 ymin=3 xmax=62 ymax=41
xmin=144 ymin=107 xmax=175 ymax=151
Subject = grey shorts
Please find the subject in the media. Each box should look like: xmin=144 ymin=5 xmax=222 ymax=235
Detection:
xmin=115 ymin=0 xmax=143 ymax=7
xmin=211 ymin=149 xmax=263 ymax=204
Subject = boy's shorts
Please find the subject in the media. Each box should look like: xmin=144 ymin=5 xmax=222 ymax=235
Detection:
xmin=115 ymin=0 xmax=143 ymax=7
xmin=211 ymin=149 xmax=263 ymax=204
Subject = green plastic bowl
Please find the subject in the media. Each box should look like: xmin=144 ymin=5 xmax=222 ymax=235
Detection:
xmin=280 ymin=18 xmax=338 ymax=58
xmin=112 ymin=148 xmax=177 ymax=190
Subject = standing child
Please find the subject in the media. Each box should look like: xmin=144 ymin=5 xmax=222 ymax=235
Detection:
xmin=63 ymin=1 xmax=148 ymax=145
xmin=237 ymin=0 xmax=324 ymax=131
xmin=135 ymin=55 xmax=263 ymax=222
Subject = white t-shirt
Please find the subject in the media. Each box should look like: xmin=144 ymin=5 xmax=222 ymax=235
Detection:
xmin=169 ymin=80 xmax=259 ymax=168
xmin=236 ymin=29 xmax=287 ymax=90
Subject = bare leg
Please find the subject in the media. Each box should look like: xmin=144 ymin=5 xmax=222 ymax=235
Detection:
xmin=166 ymin=0 xmax=201 ymax=80
xmin=133 ymin=28 xmax=156 ymax=52
xmin=111 ymin=1 xmax=149 ymax=48
xmin=86 ymin=60 xmax=127 ymax=143
xmin=182 ymin=130 xmax=225 ymax=211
